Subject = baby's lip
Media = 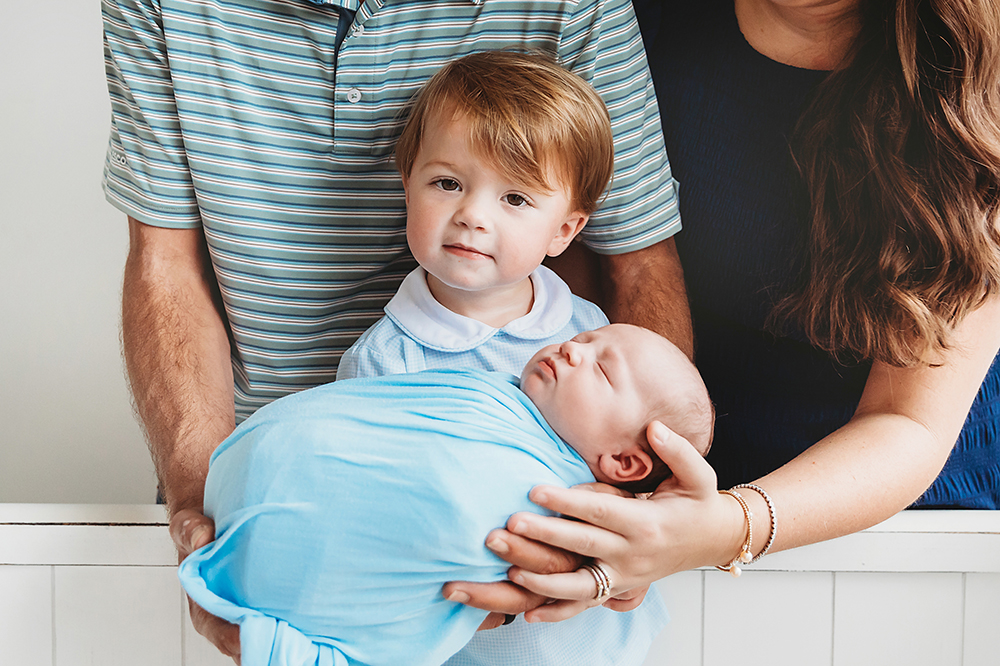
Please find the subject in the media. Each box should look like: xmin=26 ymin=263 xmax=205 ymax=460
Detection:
xmin=538 ymin=357 xmax=557 ymax=379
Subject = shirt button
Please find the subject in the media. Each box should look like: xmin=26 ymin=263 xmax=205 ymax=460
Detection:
xmin=353 ymin=24 xmax=365 ymax=36
xmin=347 ymin=88 xmax=362 ymax=103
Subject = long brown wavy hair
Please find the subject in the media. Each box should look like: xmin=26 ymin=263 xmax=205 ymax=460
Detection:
xmin=774 ymin=0 xmax=1000 ymax=366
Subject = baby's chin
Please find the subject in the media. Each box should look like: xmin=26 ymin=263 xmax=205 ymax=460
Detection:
xmin=518 ymin=356 xmax=544 ymax=392
xmin=518 ymin=369 xmax=539 ymax=404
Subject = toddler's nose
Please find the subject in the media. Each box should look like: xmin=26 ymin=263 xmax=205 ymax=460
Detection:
xmin=454 ymin=199 xmax=489 ymax=231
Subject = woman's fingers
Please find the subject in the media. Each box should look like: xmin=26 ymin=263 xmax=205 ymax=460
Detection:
xmin=508 ymin=564 xmax=611 ymax=601
xmin=645 ymin=421 xmax=717 ymax=496
xmin=506 ymin=507 xmax=630 ymax=559
xmin=484 ymin=529 xmax=583 ymax=573
xmin=603 ymin=585 xmax=649 ymax=612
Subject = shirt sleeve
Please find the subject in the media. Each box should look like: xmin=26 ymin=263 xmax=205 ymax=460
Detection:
xmin=558 ymin=0 xmax=681 ymax=255
xmin=102 ymin=0 xmax=201 ymax=228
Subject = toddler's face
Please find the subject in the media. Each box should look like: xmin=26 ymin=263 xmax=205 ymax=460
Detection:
xmin=520 ymin=325 xmax=675 ymax=463
xmin=403 ymin=109 xmax=586 ymax=300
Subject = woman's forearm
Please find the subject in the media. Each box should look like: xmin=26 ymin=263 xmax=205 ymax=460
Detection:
xmin=729 ymin=296 xmax=1000 ymax=558
xmin=122 ymin=217 xmax=235 ymax=516
xmin=745 ymin=412 xmax=949 ymax=556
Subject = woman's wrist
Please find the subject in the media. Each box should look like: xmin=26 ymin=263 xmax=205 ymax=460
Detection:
xmin=715 ymin=485 xmax=775 ymax=567
xmin=715 ymin=490 xmax=752 ymax=568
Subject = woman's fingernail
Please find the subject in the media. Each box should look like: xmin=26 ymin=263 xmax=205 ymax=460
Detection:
xmin=486 ymin=537 xmax=509 ymax=555
xmin=446 ymin=591 xmax=470 ymax=604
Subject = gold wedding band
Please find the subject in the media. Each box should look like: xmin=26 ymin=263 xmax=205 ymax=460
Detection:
xmin=581 ymin=562 xmax=613 ymax=602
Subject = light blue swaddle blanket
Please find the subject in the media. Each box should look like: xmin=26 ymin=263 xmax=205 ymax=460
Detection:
xmin=178 ymin=369 xmax=596 ymax=666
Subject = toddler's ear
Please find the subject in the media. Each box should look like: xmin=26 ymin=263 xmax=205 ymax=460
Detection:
xmin=598 ymin=449 xmax=653 ymax=484
xmin=545 ymin=212 xmax=589 ymax=257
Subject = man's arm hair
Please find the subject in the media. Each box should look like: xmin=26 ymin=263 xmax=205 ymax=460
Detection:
xmin=122 ymin=217 xmax=236 ymax=516
xmin=601 ymin=237 xmax=694 ymax=360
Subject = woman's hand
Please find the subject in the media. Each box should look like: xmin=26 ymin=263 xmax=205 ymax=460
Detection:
xmin=442 ymin=479 xmax=655 ymax=624
xmin=503 ymin=421 xmax=745 ymax=622
xmin=170 ymin=509 xmax=242 ymax=663
xmin=442 ymin=525 xmax=583 ymax=628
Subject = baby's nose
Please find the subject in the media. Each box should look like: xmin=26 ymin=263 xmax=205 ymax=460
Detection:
xmin=561 ymin=340 xmax=583 ymax=365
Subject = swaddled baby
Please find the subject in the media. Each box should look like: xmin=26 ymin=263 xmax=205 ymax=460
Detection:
xmin=178 ymin=324 xmax=712 ymax=666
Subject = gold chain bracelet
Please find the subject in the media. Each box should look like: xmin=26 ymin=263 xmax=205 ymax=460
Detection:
xmin=715 ymin=489 xmax=753 ymax=577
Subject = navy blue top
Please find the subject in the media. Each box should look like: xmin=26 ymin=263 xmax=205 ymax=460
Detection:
xmin=635 ymin=0 xmax=1000 ymax=508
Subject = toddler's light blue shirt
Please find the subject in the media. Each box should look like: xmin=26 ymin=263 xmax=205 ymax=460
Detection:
xmin=337 ymin=266 xmax=610 ymax=381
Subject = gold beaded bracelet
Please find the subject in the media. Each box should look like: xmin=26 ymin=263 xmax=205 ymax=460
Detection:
xmin=715 ymin=489 xmax=753 ymax=578
xmin=731 ymin=483 xmax=776 ymax=564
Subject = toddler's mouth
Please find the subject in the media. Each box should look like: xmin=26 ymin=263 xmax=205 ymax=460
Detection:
xmin=444 ymin=244 xmax=491 ymax=259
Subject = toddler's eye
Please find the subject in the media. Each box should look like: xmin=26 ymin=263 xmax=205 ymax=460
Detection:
xmin=504 ymin=193 xmax=528 ymax=207
xmin=435 ymin=178 xmax=460 ymax=191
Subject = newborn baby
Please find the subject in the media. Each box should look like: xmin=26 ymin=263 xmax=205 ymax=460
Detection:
xmin=179 ymin=324 xmax=712 ymax=666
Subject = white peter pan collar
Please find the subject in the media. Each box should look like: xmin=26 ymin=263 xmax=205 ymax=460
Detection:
xmin=384 ymin=265 xmax=574 ymax=352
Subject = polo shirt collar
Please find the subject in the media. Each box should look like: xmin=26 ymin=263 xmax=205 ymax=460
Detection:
xmin=385 ymin=266 xmax=575 ymax=352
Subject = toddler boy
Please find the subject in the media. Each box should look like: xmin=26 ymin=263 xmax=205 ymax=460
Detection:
xmin=336 ymin=49 xmax=614 ymax=380
xmin=336 ymin=50 xmax=665 ymax=666
xmin=179 ymin=325 xmax=713 ymax=666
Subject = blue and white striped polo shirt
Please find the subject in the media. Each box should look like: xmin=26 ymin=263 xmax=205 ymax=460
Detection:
xmin=102 ymin=0 xmax=681 ymax=421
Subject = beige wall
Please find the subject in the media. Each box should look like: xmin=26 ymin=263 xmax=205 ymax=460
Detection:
xmin=0 ymin=2 xmax=155 ymax=502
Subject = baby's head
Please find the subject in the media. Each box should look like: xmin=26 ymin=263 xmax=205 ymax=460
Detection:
xmin=395 ymin=51 xmax=614 ymax=299
xmin=521 ymin=324 xmax=713 ymax=494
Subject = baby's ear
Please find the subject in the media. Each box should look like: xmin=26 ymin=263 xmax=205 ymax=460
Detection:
xmin=598 ymin=449 xmax=653 ymax=484
xmin=545 ymin=211 xmax=589 ymax=257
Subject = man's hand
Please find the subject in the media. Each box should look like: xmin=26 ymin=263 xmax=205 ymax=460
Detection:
xmin=171 ymin=509 xmax=242 ymax=662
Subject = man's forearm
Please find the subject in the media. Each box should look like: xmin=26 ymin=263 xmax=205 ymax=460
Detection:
xmin=122 ymin=217 xmax=235 ymax=516
xmin=601 ymin=237 xmax=693 ymax=359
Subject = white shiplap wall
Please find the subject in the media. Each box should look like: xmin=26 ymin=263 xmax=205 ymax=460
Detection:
xmin=1 ymin=505 xmax=998 ymax=666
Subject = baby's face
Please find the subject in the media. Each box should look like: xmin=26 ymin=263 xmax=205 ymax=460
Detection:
xmin=520 ymin=324 xmax=680 ymax=465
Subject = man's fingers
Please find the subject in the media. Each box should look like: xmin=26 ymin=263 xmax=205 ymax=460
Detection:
xmin=188 ymin=598 xmax=241 ymax=662
xmin=169 ymin=508 xmax=215 ymax=560
xmin=485 ymin=529 xmax=582 ymax=573
xmin=524 ymin=599 xmax=592 ymax=624
xmin=442 ymin=580 xmax=548 ymax=614
xmin=476 ymin=612 xmax=508 ymax=631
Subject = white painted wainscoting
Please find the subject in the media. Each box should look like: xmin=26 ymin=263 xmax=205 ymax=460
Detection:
xmin=1 ymin=505 xmax=998 ymax=666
